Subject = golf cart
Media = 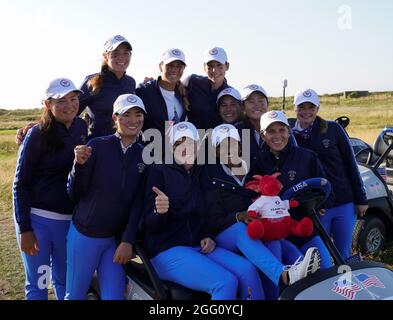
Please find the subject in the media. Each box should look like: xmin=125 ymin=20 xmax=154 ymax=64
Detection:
xmin=279 ymin=178 xmax=393 ymax=300
xmin=335 ymin=116 xmax=393 ymax=255
xmin=88 ymin=178 xmax=393 ymax=300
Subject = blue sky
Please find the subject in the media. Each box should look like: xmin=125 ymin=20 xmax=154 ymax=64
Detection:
xmin=0 ymin=0 xmax=392 ymax=109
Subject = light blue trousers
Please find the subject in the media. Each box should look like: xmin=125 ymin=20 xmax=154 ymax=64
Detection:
xmin=65 ymin=223 xmax=125 ymax=300
xmin=16 ymin=214 xmax=70 ymax=300
xmin=151 ymin=245 xmax=265 ymax=300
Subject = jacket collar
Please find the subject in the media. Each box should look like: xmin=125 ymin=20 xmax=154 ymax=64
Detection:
xmin=103 ymin=69 xmax=127 ymax=82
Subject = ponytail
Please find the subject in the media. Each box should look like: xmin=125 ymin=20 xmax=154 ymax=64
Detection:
xmin=176 ymin=80 xmax=190 ymax=111
xmin=87 ymin=61 xmax=109 ymax=95
xmin=317 ymin=116 xmax=329 ymax=134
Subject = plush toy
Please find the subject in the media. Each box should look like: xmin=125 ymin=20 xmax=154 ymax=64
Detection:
xmin=244 ymin=173 xmax=314 ymax=241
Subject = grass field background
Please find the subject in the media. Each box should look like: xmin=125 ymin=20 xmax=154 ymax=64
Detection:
xmin=1 ymin=92 xmax=393 ymax=300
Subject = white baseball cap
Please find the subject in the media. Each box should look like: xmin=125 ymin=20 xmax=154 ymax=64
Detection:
xmin=43 ymin=78 xmax=83 ymax=101
xmin=169 ymin=122 xmax=199 ymax=144
xmin=161 ymin=48 xmax=186 ymax=66
xmin=204 ymin=47 xmax=228 ymax=65
xmin=260 ymin=111 xmax=290 ymax=132
xmin=103 ymin=35 xmax=132 ymax=52
xmin=113 ymin=94 xmax=146 ymax=115
xmin=241 ymin=84 xmax=268 ymax=102
xmin=293 ymin=88 xmax=320 ymax=107
xmin=211 ymin=124 xmax=241 ymax=147
xmin=104 ymin=34 xmax=132 ymax=52
xmin=216 ymin=87 xmax=242 ymax=105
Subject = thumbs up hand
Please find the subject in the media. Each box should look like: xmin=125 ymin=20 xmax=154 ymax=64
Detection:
xmin=152 ymin=186 xmax=169 ymax=214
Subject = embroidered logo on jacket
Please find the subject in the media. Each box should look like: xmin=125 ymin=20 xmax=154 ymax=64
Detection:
xmin=322 ymin=139 xmax=330 ymax=149
xmin=137 ymin=163 xmax=146 ymax=174
xmin=288 ymin=170 xmax=297 ymax=181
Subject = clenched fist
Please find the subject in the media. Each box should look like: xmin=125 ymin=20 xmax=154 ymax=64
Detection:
xmin=74 ymin=145 xmax=92 ymax=165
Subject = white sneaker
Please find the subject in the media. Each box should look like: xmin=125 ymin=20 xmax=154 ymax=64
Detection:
xmin=285 ymin=247 xmax=321 ymax=285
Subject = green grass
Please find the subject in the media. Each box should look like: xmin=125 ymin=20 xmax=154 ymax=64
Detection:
xmin=1 ymin=94 xmax=393 ymax=300
xmin=0 ymin=108 xmax=41 ymax=131
xmin=0 ymin=129 xmax=23 ymax=300
xmin=269 ymin=92 xmax=393 ymax=145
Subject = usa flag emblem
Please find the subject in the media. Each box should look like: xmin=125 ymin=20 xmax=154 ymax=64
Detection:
xmin=331 ymin=279 xmax=362 ymax=300
xmin=355 ymin=273 xmax=385 ymax=289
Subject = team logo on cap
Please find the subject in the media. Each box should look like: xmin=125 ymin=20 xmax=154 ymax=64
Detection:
xmin=115 ymin=35 xmax=125 ymax=41
xmin=222 ymin=88 xmax=232 ymax=94
xmin=303 ymin=90 xmax=312 ymax=98
xmin=219 ymin=126 xmax=230 ymax=133
xmin=209 ymin=48 xmax=218 ymax=55
xmin=172 ymin=49 xmax=182 ymax=56
xmin=248 ymin=85 xmax=259 ymax=91
xmin=268 ymin=111 xmax=278 ymax=119
xmin=60 ymin=79 xmax=70 ymax=87
xmin=177 ymin=123 xmax=188 ymax=131
xmin=127 ymin=96 xmax=138 ymax=104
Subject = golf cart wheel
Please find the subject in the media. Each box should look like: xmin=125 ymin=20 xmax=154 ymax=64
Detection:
xmin=354 ymin=216 xmax=386 ymax=255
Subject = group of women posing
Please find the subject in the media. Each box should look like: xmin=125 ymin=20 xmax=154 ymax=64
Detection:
xmin=13 ymin=34 xmax=367 ymax=300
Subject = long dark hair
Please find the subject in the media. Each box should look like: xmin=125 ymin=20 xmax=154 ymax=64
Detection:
xmin=39 ymin=102 xmax=64 ymax=152
xmin=176 ymin=80 xmax=190 ymax=111
xmin=87 ymin=61 xmax=109 ymax=96
xmin=317 ymin=115 xmax=329 ymax=134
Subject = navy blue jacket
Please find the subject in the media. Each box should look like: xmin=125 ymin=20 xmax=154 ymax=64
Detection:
xmin=142 ymin=164 xmax=210 ymax=258
xmin=136 ymin=78 xmax=187 ymax=135
xmin=184 ymin=74 xmax=229 ymax=130
xmin=256 ymin=144 xmax=329 ymax=246
xmin=67 ymin=134 xmax=146 ymax=244
xmin=236 ymin=120 xmax=264 ymax=162
xmin=292 ymin=117 xmax=367 ymax=207
xmin=258 ymin=144 xmax=327 ymax=196
xmin=202 ymin=163 xmax=261 ymax=236
xmin=79 ymin=70 xmax=136 ymax=139
xmin=13 ymin=119 xmax=87 ymax=233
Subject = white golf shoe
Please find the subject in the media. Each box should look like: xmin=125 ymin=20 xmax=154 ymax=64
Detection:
xmin=285 ymin=247 xmax=321 ymax=285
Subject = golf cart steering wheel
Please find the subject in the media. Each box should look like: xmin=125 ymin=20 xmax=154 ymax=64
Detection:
xmin=355 ymin=145 xmax=374 ymax=165
xmin=335 ymin=116 xmax=350 ymax=130
xmin=281 ymin=178 xmax=331 ymax=212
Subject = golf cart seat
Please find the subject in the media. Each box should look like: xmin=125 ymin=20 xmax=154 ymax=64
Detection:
xmin=373 ymin=127 xmax=393 ymax=160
